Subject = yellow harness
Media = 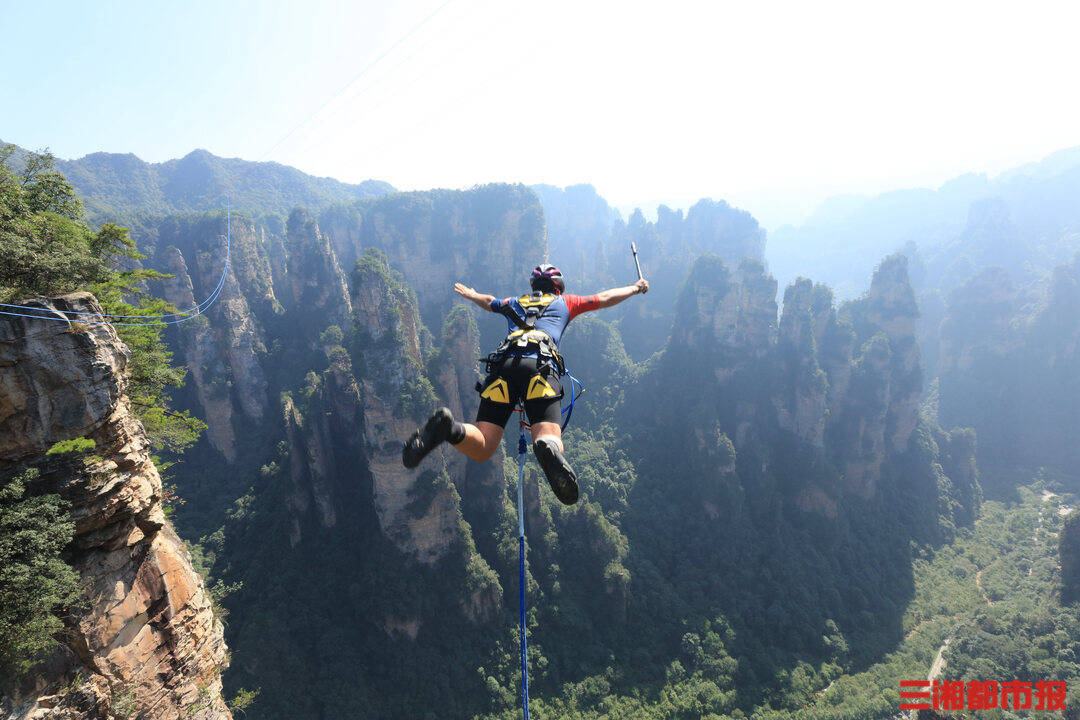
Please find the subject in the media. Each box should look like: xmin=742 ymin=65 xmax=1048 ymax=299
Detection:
xmin=478 ymin=291 xmax=566 ymax=403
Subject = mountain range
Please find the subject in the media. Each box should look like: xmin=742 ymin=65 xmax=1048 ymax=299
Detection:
xmin=2 ymin=141 xmax=1079 ymax=719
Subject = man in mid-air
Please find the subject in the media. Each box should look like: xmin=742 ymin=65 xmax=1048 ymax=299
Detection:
xmin=402 ymin=264 xmax=649 ymax=505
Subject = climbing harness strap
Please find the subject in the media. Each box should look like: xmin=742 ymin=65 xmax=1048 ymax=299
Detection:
xmin=482 ymin=331 xmax=566 ymax=378
xmin=486 ymin=293 xmax=566 ymax=377
xmin=494 ymin=291 xmax=555 ymax=331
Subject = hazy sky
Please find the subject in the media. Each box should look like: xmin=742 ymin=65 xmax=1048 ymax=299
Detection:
xmin=3 ymin=0 xmax=1080 ymax=227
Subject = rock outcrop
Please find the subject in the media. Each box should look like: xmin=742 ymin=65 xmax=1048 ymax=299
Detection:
xmin=530 ymin=183 xmax=620 ymax=280
xmin=157 ymin=216 xmax=270 ymax=462
xmin=938 ymin=257 xmax=1080 ymax=472
xmin=281 ymin=210 xmax=353 ymax=335
xmin=0 ymin=294 xmax=230 ymax=720
xmin=670 ymin=256 xmax=777 ymax=360
xmin=350 ymin=253 xmax=465 ymax=563
xmin=649 ymin=252 xmax=929 ymax=512
xmin=320 ymin=185 xmax=546 ymax=337
xmin=830 ymin=254 xmax=923 ymax=498
xmin=160 ymin=248 xmax=238 ymax=461
xmin=776 ymin=279 xmax=831 ymax=448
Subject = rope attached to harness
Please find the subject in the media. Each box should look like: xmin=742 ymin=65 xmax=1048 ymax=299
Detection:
xmin=512 ymin=371 xmax=581 ymax=719
xmin=515 ymin=415 xmax=530 ymax=719
xmin=561 ymin=373 xmax=583 ymax=430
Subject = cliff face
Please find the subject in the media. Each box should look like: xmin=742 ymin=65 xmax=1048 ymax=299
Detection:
xmin=669 ymin=256 xmax=777 ymax=359
xmin=281 ymin=210 xmax=353 ymax=334
xmin=160 ymin=248 xmax=238 ymax=461
xmin=619 ymin=200 xmax=768 ymax=358
xmin=938 ymin=256 xmax=1080 ymax=473
xmin=776 ymin=279 xmax=832 ymax=448
xmin=157 ymin=217 xmax=270 ymax=464
xmin=349 ymin=255 xmax=465 ymax=563
xmin=0 ymin=294 xmax=230 ymax=720
xmin=320 ymin=185 xmax=546 ymax=339
xmin=646 ymin=253 xmax=940 ymax=516
xmin=530 ymin=184 xmax=620 ymax=280
xmin=830 ymin=254 xmax=923 ymax=498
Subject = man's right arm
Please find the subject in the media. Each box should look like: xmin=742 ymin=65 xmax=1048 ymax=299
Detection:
xmin=454 ymin=282 xmax=496 ymax=311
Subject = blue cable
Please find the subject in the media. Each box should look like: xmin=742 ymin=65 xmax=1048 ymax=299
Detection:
xmin=0 ymin=202 xmax=231 ymax=325
xmin=560 ymin=372 xmax=583 ymax=430
xmin=513 ymin=371 xmax=581 ymax=719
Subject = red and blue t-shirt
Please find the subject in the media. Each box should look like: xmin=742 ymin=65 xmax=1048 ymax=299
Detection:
xmin=489 ymin=293 xmax=601 ymax=352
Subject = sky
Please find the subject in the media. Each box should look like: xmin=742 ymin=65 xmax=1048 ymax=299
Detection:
xmin=3 ymin=0 xmax=1080 ymax=228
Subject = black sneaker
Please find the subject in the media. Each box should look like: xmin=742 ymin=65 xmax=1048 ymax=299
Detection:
xmin=533 ymin=438 xmax=579 ymax=505
xmin=402 ymin=407 xmax=454 ymax=469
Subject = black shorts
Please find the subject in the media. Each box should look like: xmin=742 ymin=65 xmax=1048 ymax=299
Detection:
xmin=476 ymin=355 xmax=563 ymax=427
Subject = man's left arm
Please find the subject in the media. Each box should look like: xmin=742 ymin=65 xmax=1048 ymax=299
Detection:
xmin=565 ymin=279 xmax=649 ymax=320
xmin=594 ymin=279 xmax=649 ymax=309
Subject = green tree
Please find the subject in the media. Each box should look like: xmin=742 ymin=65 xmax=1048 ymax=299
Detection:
xmin=0 ymin=145 xmax=136 ymax=301
xmin=0 ymin=468 xmax=80 ymax=685
xmin=0 ymin=144 xmax=203 ymax=453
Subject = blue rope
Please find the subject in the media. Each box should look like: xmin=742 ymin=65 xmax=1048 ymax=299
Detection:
xmin=509 ymin=371 xmax=582 ymax=719
xmin=514 ymin=371 xmax=580 ymax=719
xmin=560 ymin=372 xmax=583 ymax=430
xmin=515 ymin=422 xmax=530 ymax=719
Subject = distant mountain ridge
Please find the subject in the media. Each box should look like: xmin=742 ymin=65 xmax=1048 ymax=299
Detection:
xmin=2 ymin=141 xmax=394 ymax=222
xmin=768 ymin=145 xmax=1080 ymax=298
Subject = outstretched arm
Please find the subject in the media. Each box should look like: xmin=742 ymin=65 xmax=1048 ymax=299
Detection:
xmin=594 ymin=279 xmax=649 ymax=309
xmin=454 ymin=282 xmax=496 ymax=311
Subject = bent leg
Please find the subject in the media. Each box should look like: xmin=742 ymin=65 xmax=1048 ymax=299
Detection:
xmin=530 ymin=421 xmax=577 ymax=505
xmin=529 ymin=421 xmax=563 ymax=450
xmin=453 ymin=420 xmax=504 ymax=462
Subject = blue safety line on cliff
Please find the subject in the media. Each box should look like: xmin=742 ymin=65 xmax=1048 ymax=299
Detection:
xmin=514 ymin=371 xmax=582 ymax=719
xmin=0 ymin=202 xmax=231 ymax=326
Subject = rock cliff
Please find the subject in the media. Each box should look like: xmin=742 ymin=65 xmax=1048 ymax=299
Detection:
xmin=349 ymin=253 xmax=465 ymax=563
xmin=830 ymin=254 xmax=923 ymax=498
xmin=646 ymin=252 xmax=938 ymax=514
xmin=156 ymin=216 xmax=270 ymax=464
xmin=938 ymin=256 xmax=1080 ymax=473
xmin=320 ymin=184 xmax=546 ymax=339
xmin=776 ymin=279 xmax=831 ymax=448
xmin=530 ymin=184 xmax=620 ymax=280
xmin=0 ymin=294 xmax=230 ymax=720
